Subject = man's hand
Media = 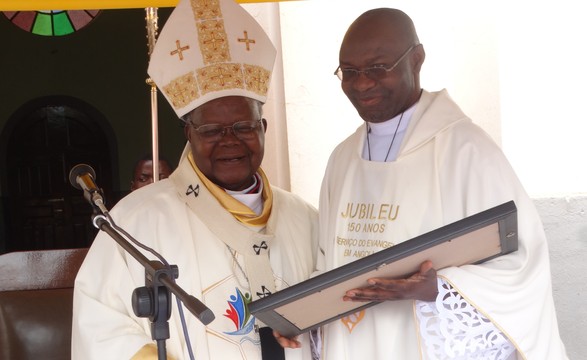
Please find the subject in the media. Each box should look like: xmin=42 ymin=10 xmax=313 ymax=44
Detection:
xmin=343 ymin=260 xmax=438 ymax=302
xmin=273 ymin=330 xmax=301 ymax=349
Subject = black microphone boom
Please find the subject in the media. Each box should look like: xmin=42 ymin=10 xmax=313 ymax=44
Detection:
xmin=71 ymin=164 xmax=216 ymax=353
xmin=69 ymin=164 xmax=107 ymax=214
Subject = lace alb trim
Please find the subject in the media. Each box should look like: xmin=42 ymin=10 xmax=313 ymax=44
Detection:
xmin=415 ymin=278 xmax=516 ymax=360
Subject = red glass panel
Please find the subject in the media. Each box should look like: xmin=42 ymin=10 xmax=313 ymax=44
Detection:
xmin=68 ymin=10 xmax=92 ymax=30
xmin=10 ymin=12 xmax=36 ymax=32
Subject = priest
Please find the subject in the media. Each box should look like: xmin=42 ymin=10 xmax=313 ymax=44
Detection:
xmin=318 ymin=7 xmax=568 ymax=359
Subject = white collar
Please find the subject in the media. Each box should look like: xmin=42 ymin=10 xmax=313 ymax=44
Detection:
xmin=225 ymin=174 xmax=264 ymax=216
xmin=367 ymin=103 xmax=417 ymax=135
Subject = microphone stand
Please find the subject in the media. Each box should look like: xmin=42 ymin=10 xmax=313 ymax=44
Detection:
xmin=90 ymin=210 xmax=214 ymax=360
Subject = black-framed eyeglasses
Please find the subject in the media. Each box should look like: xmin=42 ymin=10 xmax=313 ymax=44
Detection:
xmin=188 ymin=119 xmax=264 ymax=143
xmin=333 ymin=44 xmax=419 ymax=82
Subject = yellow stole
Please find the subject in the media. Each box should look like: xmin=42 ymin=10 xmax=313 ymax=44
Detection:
xmin=187 ymin=153 xmax=272 ymax=227
xmin=131 ymin=344 xmax=176 ymax=360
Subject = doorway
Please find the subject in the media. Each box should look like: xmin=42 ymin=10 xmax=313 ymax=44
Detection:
xmin=0 ymin=96 xmax=118 ymax=253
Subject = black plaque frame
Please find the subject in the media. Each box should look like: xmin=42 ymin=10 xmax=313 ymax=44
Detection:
xmin=249 ymin=201 xmax=518 ymax=337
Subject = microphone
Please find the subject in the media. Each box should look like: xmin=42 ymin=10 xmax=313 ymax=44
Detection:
xmin=69 ymin=164 xmax=108 ymax=214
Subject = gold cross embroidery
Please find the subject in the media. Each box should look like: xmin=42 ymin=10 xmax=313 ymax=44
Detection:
xmin=170 ymin=40 xmax=190 ymax=61
xmin=202 ymin=33 xmax=226 ymax=49
xmin=209 ymin=67 xmax=235 ymax=86
xmin=237 ymin=31 xmax=256 ymax=51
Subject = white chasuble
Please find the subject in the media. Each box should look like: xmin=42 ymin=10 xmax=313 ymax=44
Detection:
xmin=320 ymin=126 xmax=440 ymax=359
xmin=72 ymin=150 xmax=318 ymax=360
xmin=318 ymin=90 xmax=568 ymax=359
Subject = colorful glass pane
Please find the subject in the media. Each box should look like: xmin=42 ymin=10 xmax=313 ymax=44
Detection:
xmin=52 ymin=11 xmax=75 ymax=36
xmin=2 ymin=10 xmax=100 ymax=37
xmin=32 ymin=12 xmax=53 ymax=36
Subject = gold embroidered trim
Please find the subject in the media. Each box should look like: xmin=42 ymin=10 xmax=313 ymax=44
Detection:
xmin=161 ymin=0 xmax=272 ymax=113
xmin=197 ymin=19 xmax=230 ymax=65
xmin=340 ymin=310 xmax=365 ymax=334
xmin=243 ymin=64 xmax=271 ymax=96
xmin=163 ymin=72 xmax=200 ymax=109
xmin=197 ymin=63 xmax=244 ymax=95
xmin=192 ymin=0 xmax=221 ymax=20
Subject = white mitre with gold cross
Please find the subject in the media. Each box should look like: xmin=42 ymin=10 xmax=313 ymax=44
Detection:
xmin=148 ymin=0 xmax=277 ymax=118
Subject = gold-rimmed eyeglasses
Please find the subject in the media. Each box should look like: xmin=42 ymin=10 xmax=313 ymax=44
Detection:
xmin=334 ymin=44 xmax=419 ymax=81
xmin=188 ymin=119 xmax=264 ymax=143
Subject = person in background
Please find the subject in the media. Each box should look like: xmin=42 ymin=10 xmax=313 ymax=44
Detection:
xmin=72 ymin=0 xmax=318 ymax=359
xmin=317 ymin=8 xmax=568 ymax=359
xmin=130 ymin=153 xmax=174 ymax=191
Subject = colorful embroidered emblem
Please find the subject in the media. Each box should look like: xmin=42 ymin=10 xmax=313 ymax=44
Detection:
xmin=223 ymin=288 xmax=256 ymax=336
xmin=341 ymin=310 xmax=365 ymax=333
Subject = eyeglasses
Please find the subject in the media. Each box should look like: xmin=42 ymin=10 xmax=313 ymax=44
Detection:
xmin=188 ymin=119 xmax=264 ymax=142
xmin=334 ymin=44 xmax=419 ymax=81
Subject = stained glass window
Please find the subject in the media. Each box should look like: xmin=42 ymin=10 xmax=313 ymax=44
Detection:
xmin=2 ymin=10 xmax=101 ymax=37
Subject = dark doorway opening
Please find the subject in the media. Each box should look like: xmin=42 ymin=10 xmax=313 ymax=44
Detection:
xmin=0 ymin=96 xmax=119 ymax=253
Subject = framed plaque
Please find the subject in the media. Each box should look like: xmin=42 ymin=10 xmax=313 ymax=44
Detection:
xmin=249 ymin=201 xmax=518 ymax=337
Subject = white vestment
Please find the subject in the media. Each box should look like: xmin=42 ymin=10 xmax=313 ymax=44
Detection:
xmin=318 ymin=89 xmax=567 ymax=359
xmin=72 ymin=151 xmax=319 ymax=360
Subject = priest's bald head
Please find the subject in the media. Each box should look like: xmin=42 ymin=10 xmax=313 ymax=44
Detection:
xmin=336 ymin=8 xmax=426 ymax=124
